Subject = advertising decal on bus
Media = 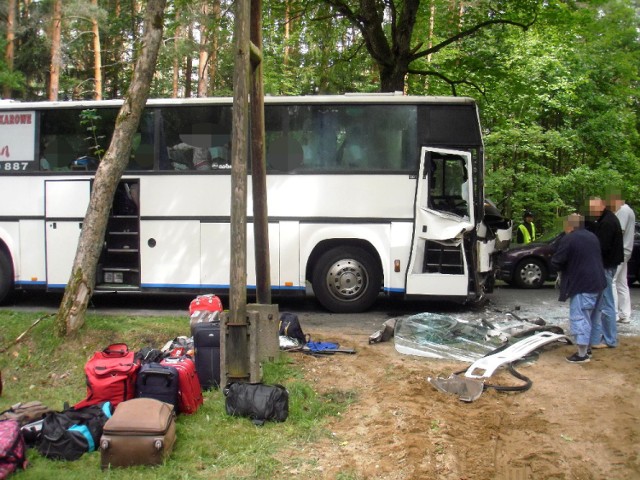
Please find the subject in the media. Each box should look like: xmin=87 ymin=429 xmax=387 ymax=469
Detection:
xmin=0 ymin=111 xmax=36 ymax=169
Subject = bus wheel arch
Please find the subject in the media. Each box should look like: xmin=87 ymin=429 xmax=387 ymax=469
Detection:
xmin=0 ymin=242 xmax=15 ymax=305
xmin=309 ymin=241 xmax=382 ymax=313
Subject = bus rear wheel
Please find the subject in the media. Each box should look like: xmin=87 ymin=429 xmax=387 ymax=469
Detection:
xmin=0 ymin=249 xmax=14 ymax=305
xmin=312 ymin=247 xmax=381 ymax=313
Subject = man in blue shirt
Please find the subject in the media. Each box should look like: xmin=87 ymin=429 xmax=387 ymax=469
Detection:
xmin=552 ymin=214 xmax=606 ymax=363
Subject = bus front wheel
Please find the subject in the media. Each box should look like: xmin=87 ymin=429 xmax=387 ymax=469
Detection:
xmin=0 ymin=249 xmax=14 ymax=305
xmin=312 ymin=247 xmax=382 ymax=313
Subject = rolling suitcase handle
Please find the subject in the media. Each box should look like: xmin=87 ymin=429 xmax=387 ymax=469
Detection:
xmin=140 ymin=369 xmax=174 ymax=387
xmin=102 ymin=343 xmax=130 ymax=357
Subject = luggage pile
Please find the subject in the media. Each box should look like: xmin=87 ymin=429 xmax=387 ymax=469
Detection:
xmin=0 ymin=294 xmax=291 ymax=474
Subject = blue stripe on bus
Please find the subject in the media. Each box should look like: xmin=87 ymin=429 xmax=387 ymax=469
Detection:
xmin=384 ymin=287 xmax=405 ymax=293
xmin=20 ymin=281 xmax=395 ymax=293
xmin=140 ymin=283 xmax=306 ymax=291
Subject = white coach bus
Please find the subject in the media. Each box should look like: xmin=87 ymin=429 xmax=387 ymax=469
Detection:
xmin=0 ymin=94 xmax=511 ymax=313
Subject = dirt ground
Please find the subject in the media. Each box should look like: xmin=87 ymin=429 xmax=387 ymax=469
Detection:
xmin=279 ymin=326 xmax=640 ymax=480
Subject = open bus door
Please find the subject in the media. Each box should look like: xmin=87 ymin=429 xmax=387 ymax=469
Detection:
xmin=96 ymin=180 xmax=141 ymax=290
xmin=406 ymin=147 xmax=475 ymax=297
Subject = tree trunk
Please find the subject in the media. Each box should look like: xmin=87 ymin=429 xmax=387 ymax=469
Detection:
xmin=197 ymin=2 xmax=210 ymax=97
xmin=185 ymin=24 xmax=193 ymax=97
xmin=48 ymin=0 xmax=62 ymax=101
xmin=3 ymin=0 xmax=16 ymax=99
xmin=55 ymin=0 xmax=167 ymax=337
xmin=208 ymin=0 xmax=221 ymax=95
xmin=379 ymin=62 xmax=409 ymax=93
xmin=283 ymin=0 xmax=290 ymax=66
xmin=172 ymin=11 xmax=181 ymax=98
xmin=91 ymin=0 xmax=102 ymax=100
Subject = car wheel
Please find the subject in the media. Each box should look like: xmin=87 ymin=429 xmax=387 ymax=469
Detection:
xmin=514 ymin=258 xmax=547 ymax=289
xmin=312 ymin=246 xmax=382 ymax=313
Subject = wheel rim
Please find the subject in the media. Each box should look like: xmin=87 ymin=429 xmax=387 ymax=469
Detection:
xmin=519 ymin=262 xmax=542 ymax=286
xmin=325 ymin=257 xmax=369 ymax=302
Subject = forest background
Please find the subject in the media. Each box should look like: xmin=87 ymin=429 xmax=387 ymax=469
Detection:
xmin=1 ymin=0 xmax=639 ymax=235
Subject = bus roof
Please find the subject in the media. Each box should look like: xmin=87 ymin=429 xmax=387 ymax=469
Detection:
xmin=0 ymin=94 xmax=477 ymax=111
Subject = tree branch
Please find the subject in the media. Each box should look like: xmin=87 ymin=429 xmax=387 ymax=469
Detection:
xmin=411 ymin=17 xmax=536 ymax=62
xmin=407 ymin=68 xmax=486 ymax=97
xmin=323 ymin=0 xmax=363 ymax=29
xmin=0 ymin=314 xmax=54 ymax=354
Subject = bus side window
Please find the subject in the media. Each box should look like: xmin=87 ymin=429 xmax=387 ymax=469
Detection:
xmin=128 ymin=112 xmax=155 ymax=170
xmin=267 ymin=136 xmax=303 ymax=172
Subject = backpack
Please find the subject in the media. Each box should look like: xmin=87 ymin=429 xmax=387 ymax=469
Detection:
xmin=0 ymin=401 xmax=53 ymax=427
xmin=74 ymin=343 xmax=140 ymax=410
xmin=189 ymin=294 xmax=223 ymax=315
xmin=0 ymin=420 xmax=27 ymax=478
xmin=278 ymin=313 xmax=307 ymax=345
xmin=135 ymin=347 xmax=167 ymax=365
xmin=36 ymin=403 xmax=113 ymax=461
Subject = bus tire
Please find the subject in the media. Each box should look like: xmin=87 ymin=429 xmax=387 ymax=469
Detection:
xmin=312 ymin=246 xmax=382 ymax=313
xmin=0 ymin=249 xmax=14 ymax=305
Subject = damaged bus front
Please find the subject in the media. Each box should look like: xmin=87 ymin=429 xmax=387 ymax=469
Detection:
xmin=405 ymin=147 xmax=511 ymax=305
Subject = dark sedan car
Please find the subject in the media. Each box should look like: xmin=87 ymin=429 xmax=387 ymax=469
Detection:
xmin=497 ymin=223 xmax=640 ymax=288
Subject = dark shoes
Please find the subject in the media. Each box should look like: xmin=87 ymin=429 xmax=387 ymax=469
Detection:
xmin=566 ymin=352 xmax=590 ymax=364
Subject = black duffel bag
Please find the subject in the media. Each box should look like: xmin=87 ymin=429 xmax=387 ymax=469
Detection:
xmin=223 ymin=382 xmax=288 ymax=426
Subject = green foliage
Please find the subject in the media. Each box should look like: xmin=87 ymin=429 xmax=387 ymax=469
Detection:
xmin=79 ymin=109 xmax=106 ymax=160
xmin=3 ymin=0 xmax=639 ymax=220
xmin=0 ymin=311 xmax=353 ymax=479
xmin=0 ymin=39 xmax=26 ymax=95
xmin=479 ymin=0 xmax=640 ymax=223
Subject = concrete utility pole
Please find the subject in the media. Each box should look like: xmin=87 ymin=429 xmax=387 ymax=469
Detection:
xmin=221 ymin=0 xmax=278 ymax=386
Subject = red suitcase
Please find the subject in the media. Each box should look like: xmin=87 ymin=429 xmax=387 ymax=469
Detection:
xmin=75 ymin=343 xmax=140 ymax=410
xmin=160 ymin=356 xmax=203 ymax=414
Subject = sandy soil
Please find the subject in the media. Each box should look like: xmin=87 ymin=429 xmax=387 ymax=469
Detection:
xmin=278 ymin=327 xmax=640 ymax=480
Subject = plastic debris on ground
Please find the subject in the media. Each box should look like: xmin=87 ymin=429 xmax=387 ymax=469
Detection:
xmin=279 ymin=336 xmax=302 ymax=350
xmin=394 ymin=312 xmax=561 ymax=363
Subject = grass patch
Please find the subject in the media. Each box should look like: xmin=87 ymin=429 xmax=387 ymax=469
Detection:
xmin=0 ymin=311 xmax=355 ymax=479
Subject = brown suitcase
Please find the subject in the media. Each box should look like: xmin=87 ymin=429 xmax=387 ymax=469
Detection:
xmin=99 ymin=398 xmax=176 ymax=469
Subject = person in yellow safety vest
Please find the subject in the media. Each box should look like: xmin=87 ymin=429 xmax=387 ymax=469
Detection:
xmin=516 ymin=211 xmax=536 ymax=244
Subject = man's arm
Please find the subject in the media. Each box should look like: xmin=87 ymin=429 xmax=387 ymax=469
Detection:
xmin=551 ymin=237 xmax=569 ymax=272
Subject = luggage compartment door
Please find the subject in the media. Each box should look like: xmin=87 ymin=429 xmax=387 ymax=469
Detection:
xmin=45 ymin=180 xmax=90 ymax=288
xmin=140 ymin=220 xmax=201 ymax=288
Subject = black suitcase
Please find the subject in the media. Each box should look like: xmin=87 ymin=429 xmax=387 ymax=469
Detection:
xmin=192 ymin=322 xmax=221 ymax=390
xmin=135 ymin=363 xmax=179 ymax=410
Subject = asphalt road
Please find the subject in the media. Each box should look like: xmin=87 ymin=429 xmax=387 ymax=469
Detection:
xmin=3 ymin=283 xmax=638 ymax=337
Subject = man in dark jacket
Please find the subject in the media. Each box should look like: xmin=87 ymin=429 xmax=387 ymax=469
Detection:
xmin=587 ymin=197 xmax=624 ymax=348
xmin=552 ymin=214 xmax=606 ymax=363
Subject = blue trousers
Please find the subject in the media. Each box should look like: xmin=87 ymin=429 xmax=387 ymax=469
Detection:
xmin=569 ymin=292 xmax=601 ymax=346
xmin=589 ymin=267 xmax=618 ymax=347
